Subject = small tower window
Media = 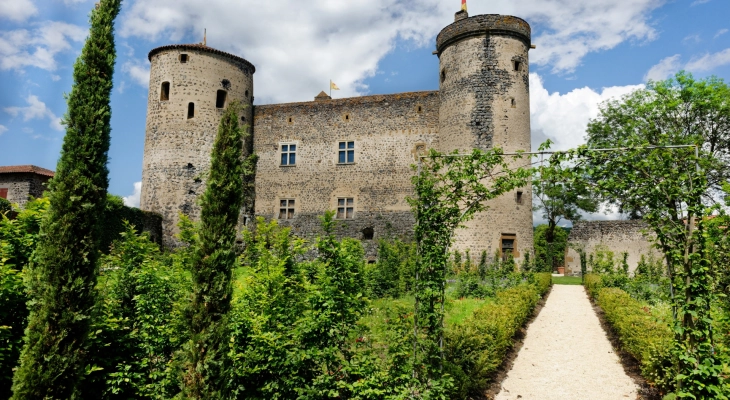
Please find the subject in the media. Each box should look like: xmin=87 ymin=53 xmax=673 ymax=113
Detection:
xmin=241 ymin=116 xmax=246 ymax=122
xmin=514 ymin=60 xmax=521 ymax=71
xmin=216 ymin=90 xmax=227 ymax=108
xmin=187 ymin=102 xmax=195 ymax=119
xmin=180 ymin=54 xmax=188 ymax=63
xmin=516 ymin=191 xmax=523 ymax=204
xmin=160 ymin=82 xmax=170 ymax=101
xmin=245 ymin=90 xmax=249 ymax=98
xmin=440 ymin=69 xmax=446 ymax=83
xmin=416 ymin=105 xmax=423 ymax=113
xmin=511 ymin=98 xmax=516 ymax=108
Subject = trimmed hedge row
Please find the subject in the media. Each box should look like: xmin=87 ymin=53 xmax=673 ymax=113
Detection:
xmin=445 ymin=272 xmax=552 ymax=398
xmin=584 ymin=274 xmax=675 ymax=392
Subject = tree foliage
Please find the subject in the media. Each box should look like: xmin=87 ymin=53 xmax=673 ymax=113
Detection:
xmin=182 ymin=101 xmax=251 ymax=398
xmin=409 ymin=148 xmax=529 ymax=386
xmin=10 ymin=1 xmax=122 ymax=397
xmin=533 ymin=224 xmax=568 ymax=272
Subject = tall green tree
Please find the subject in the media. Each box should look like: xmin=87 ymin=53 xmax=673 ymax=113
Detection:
xmin=10 ymin=1 xmax=122 ymax=398
xmin=533 ymin=224 xmax=568 ymax=272
xmin=533 ymin=141 xmax=597 ymax=272
xmin=558 ymin=72 xmax=730 ymax=397
xmin=409 ymin=148 xmax=529 ymax=388
xmin=182 ymin=101 xmax=251 ymax=398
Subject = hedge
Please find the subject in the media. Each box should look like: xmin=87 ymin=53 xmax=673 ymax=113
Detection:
xmin=445 ymin=272 xmax=552 ymax=398
xmin=585 ymin=274 xmax=675 ymax=392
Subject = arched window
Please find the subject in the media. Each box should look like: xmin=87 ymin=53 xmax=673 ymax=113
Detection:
xmin=216 ymin=90 xmax=227 ymax=108
xmin=160 ymin=81 xmax=170 ymax=101
xmin=187 ymin=102 xmax=194 ymax=119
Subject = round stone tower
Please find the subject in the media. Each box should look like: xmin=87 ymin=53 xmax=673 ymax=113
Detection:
xmin=141 ymin=44 xmax=255 ymax=247
xmin=436 ymin=12 xmax=533 ymax=262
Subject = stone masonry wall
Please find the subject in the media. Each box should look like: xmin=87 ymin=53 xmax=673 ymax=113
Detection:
xmin=437 ymin=14 xmax=533 ymax=262
xmin=253 ymin=91 xmax=440 ymax=256
xmin=141 ymin=46 xmax=254 ymax=247
xmin=0 ymin=173 xmax=50 ymax=208
xmin=565 ymin=220 xmax=660 ymax=276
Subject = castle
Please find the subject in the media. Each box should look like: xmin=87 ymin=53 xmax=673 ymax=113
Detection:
xmin=140 ymin=11 xmax=535 ymax=261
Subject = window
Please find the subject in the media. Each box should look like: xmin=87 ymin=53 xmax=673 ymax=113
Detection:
xmin=516 ymin=191 xmax=523 ymax=204
xmin=338 ymin=141 xmax=354 ymax=164
xmin=280 ymin=143 xmax=296 ymax=166
xmin=337 ymin=198 xmax=354 ymax=219
xmin=362 ymin=227 xmax=374 ymax=240
xmin=160 ymin=82 xmax=170 ymax=101
xmin=0 ymin=188 xmax=7 ymax=199
xmin=514 ymin=60 xmax=521 ymax=71
xmin=279 ymin=199 xmax=295 ymax=219
xmin=216 ymin=90 xmax=227 ymax=108
xmin=180 ymin=54 xmax=188 ymax=63
xmin=440 ymin=69 xmax=446 ymax=83
xmin=501 ymin=234 xmax=516 ymax=261
xmin=511 ymin=98 xmax=516 ymax=108
xmin=187 ymin=102 xmax=195 ymax=119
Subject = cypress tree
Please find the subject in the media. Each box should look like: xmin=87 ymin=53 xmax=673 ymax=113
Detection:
xmin=183 ymin=101 xmax=249 ymax=398
xmin=10 ymin=1 xmax=122 ymax=398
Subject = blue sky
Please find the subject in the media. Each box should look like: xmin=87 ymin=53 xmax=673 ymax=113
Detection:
xmin=1 ymin=0 xmax=729 ymax=214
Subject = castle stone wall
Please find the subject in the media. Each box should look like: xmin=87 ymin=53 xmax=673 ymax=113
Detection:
xmin=437 ymin=14 xmax=533 ymax=261
xmin=253 ymin=91 xmax=440 ymax=256
xmin=0 ymin=173 xmax=50 ymax=208
xmin=565 ymin=220 xmax=660 ymax=276
xmin=140 ymin=45 xmax=255 ymax=247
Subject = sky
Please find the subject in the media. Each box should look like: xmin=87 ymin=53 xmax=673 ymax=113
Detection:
xmin=1 ymin=0 xmax=729 ymax=224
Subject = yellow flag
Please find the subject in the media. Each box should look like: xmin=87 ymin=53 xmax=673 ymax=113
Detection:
xmin=330 ymin=81 xmax=340 ymax=90
xmin=461 ymin=0 xmax=467 ymax=11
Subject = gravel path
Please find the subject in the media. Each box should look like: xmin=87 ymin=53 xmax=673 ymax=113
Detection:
xmin=495 ymin=285 xmax=638 ymax=400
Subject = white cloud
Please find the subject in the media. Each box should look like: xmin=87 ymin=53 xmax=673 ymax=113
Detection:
xmin=51 ymin=74 xmax=61 ymax=81
xmin=122 ymin=60 xmax=150 ymax=87
xmin=120 ymin=0 xmax=667 ymax=103
xmin=644 ymin=54 xmax=682 ymax=81
xmin=4 ymin=95 xmax=64 ymax=132
xmin=0 ymin=22 xmax=87 ymax=71
xmin=529 ymin=73 xmax=644 ymax=151
xmin=682 ymin=34 xmax=701 ymax=44
xmin=64 ymin=0 xmax=90 ymax=4
xmin=0 ymin=0 xmax=37 ymax=22
xmin=691 ymin=0 xmax=711 ymax=5
xmin=123 ymin=182 xmax=142 ymax=208
xmin=0 ymin=125 xmax=7 ymax=135
xmin=714 ymin=28 xmax=728 ymax=39
xmin=685 ymin=48 xmax=730 ymax=72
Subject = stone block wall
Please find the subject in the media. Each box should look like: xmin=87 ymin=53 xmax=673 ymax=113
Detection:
xmin=0 ymin=173 xmax=51 ymax=208
xmin=253 ymin=91 xmax=439 ymax=256
xmin=565 ymin=220 xmax=660 ymax=275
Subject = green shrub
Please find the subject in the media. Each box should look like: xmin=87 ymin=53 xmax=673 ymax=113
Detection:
xmin=0 ymin=198 xmax=11 ymax=214
xmin=0 ymin=258 xmax=26 ymax=399
xmin=445 ymin=272 xmax=551 ymax=398
xmin=365 ymin=239 xmax=415 ymax=298
xmin=593 ymin=287 xmax=675 ymax=393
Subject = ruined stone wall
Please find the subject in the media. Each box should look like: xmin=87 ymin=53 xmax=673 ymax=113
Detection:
xmin=253 ymin=91 xmax=440 ymax=256
xmin=0 ymin=173 xmax=50 ymax=208
xmin=436 ymin=14 xmax=533 ymax=261
xmin=565 ymin=220 xmax=660 ymax=276
xmin=140 ymin=45 xmax=255 ymax=247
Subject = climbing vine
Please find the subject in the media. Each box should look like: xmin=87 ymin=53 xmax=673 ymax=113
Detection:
xmin=408 ymin=148 xmax=530 ymax=387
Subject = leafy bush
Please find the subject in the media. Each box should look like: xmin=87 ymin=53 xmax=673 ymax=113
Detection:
xmin=365 ymin=239 xmax=415 ymax=299
xmin=0 ymin=198 xmax=11 ymax=214
xmin=0 ymin=258 xmax=26 ymax=399
xmin=445 ymin=273 xmax=551 ymax=398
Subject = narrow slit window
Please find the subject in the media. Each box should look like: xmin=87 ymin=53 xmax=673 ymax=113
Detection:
xmin=187 ymin=102 xmax=194 ymax=119
xmin=279 ymin=199 xmax=295 ymax=219
xmin=516 ymin=191 xmax=523 ymax=204
xmin=160 ymin=82 xmax=170 ymax=101
xmin=514 ymin=61 xmax=521 ymax=71
xmin=511 ymin=98 xmax=516 ymax=108
xmin=280 ymin=143 xmax=296 ymax=166
xmin=337 ymin=198 xmax=354 ymax=219
xmin=216 ymin=90 xmax=227 ymax=108
xmin=180 ymin=54 xmax=188 ymax=63
xmin=338 ymin=141 xmax=355 ymax=164
xmin=440 ymin=69 xmax=446 ymax=83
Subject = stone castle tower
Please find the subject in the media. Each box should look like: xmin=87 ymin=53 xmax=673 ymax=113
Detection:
xmin=140 ymin=44 xmax=255 ymax=243
xmin=140 ymin=11 xmax=534 ymax=261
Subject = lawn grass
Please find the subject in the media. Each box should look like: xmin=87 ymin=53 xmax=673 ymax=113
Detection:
xmin=552 ymin=275 xmax=583 ymax=285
